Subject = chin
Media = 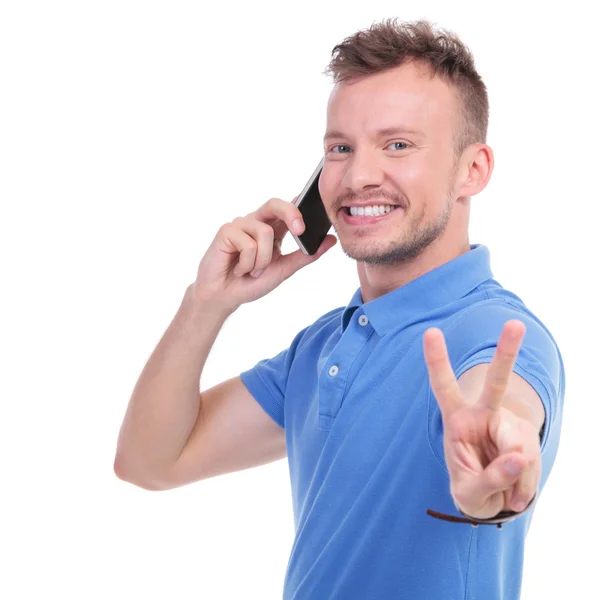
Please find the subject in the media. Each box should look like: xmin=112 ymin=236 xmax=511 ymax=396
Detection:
xmin=338 ymin=239 xmax=401 ymax=265
xmin=337 ymin=202 xmax=453 ymax=265
xmin=339 ymin=233 xmax=442 ymax=266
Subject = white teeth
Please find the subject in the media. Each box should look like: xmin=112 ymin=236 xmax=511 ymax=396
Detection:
xmin=349 ymin=205 xmax=397 ymax=217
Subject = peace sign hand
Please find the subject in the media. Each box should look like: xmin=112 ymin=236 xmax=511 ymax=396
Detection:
xmin=423 ymin=320 xmax=541 ymax=520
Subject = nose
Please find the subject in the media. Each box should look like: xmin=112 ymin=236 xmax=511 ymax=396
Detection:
xmin=341 ymin=150 xmax=385 ymax=192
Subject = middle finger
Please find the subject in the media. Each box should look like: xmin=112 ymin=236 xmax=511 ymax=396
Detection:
xmin=480 ymin=320 xmax=526 ymax=410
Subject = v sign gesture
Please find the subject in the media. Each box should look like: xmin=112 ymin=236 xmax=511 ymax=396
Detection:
xmin=423 ymin=320 xmax=542 ymax=525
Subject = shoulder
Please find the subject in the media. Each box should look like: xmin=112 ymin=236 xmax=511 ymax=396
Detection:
xmin=440 ymin=292 xmax=565 ymax=404
xmin=444 ymin=291 xmax=560 ymax=356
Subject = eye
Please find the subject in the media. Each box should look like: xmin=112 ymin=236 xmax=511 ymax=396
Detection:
xmin=329 ymin=145 xmax=351 ymax=154
xmin=387 ymin=142 xmax=409 ymax=151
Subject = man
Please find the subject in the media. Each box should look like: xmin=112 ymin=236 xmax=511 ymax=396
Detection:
xmin=114 ymin=18 xmax=565 ymax=600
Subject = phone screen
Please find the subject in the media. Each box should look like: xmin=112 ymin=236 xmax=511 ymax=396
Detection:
xmin=293 ymin=163 xmax=332 ymax=255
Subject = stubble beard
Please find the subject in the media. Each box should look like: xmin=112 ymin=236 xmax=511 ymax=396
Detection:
xmin=334 ymin=194 xmax=454 ymax=266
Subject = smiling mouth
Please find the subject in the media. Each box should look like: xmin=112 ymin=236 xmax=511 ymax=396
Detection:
xmin=340 ymin=205 xmax=405 ymax=226
xmin=342 ymin=205 xmax=401 ymax=216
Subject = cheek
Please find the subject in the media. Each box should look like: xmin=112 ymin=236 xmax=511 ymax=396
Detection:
xmin=391 ymin=160 xmax=431 ymax=197
xmin=318 ymin=169 xmax=337 ymax=209
xmin=398 ymin=157 xmax=450 ymax=197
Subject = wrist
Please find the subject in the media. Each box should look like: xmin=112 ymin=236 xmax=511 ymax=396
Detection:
xmin=186 ymin=284 xmax=238 ymax=319
xmin=183 ymin=285 xmax=236 ymax=327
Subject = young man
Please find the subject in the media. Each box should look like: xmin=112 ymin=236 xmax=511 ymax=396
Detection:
xmin=115 ymin=18 xmax=565 ymax=600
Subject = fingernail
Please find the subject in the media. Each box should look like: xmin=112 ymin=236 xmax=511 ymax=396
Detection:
xmin=514 ymin=500 xmax=526 ymax=512
xmin=293 ymin=219 xmax=303 ymax=233
xmin=504 ymin=458 xmax=523 ymax=476
xmin=251 ymin=269 xmax=264 ymax=278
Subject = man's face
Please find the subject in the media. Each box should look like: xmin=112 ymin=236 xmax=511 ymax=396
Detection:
xmin=319 ymin=61 xmax=464 ymax=265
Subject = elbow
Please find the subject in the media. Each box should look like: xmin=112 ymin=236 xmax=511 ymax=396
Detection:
xmin=113 ymin=455 xmax=167 ymax=492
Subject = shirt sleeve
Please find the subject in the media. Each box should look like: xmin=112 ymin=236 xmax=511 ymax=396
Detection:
xmin=239 ymin=324 xmax=312 ymax=429
xmin=428 ymin=299 xmax=566 ymax=467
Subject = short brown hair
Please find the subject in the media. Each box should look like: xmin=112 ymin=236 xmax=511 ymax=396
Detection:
xmin=323 ymin=18 xmax=489 ymax=158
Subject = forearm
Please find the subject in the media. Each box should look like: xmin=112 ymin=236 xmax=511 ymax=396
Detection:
xmin=114 ymin=284 xmax=232 ymax=486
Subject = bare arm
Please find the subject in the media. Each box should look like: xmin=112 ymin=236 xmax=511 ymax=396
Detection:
xmin=113 ymin=285 xmax=233 ymax=489
xmin=113 ymin=198 xmax=336 ymax=491
xmin=114 ymin=285 xmax=286 ymax=491
xmin=162 ymin=375 xmax=286 ymax=489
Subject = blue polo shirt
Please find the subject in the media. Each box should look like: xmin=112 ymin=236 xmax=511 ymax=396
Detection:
xmin=240 ymin=243 xmax=565 ymax=600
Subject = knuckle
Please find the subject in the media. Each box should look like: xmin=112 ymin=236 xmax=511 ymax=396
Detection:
xmin=255 ymin=241 xmax=271 ymax=258
xmin=490 ymin=375 xmax=506 ymax=391
xmin=490 ymin=469 xmax=508 ymax=489
xmin=237 ymin=252 xmax=253 ymax=266
xmin=524 ymin=455 xmax=538 ymax=470
xmin=244 ymin=238 xmax=258 ymax=252
xmin=257 ymin=234 xmax=274 ymax=256
xmin=257 ymin=244 xmax=273 ymax=265
xmin=258 ymin=222 xmax=274 ymax=238
xmin=508 ymin=440 xmax=525 ymax=454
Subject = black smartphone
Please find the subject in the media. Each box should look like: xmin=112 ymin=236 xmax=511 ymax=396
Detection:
xmin=291 ymin=157 xmax=332 ymax=255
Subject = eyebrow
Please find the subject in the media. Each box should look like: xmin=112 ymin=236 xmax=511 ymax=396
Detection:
xmin=323 ymin=126 xmax=423 ymax=142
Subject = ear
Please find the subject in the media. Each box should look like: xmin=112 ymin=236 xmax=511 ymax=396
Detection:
xmin=454 ymin=144 xmax=494 ymax=197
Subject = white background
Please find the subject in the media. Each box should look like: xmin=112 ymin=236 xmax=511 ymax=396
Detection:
xmin=1 ymin=1 xmax=597 ymax=598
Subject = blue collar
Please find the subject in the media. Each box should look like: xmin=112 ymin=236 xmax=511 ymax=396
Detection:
xmin=341 ymin=244 xmax=494 ymax=335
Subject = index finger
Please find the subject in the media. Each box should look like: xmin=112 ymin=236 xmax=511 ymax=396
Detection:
xmin=480 ymin=320 xmax=526 ymax=410
xmin=423 ymin=327 xmax=463 ymax=417
xmin=252 ymin=197 xmax=305 ymax=237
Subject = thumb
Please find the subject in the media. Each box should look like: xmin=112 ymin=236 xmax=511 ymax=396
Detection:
xmin=453 ymin=452 xmax=526 ymax=518
xmin=460 ymin=452 xmax=525 ymax=512
xmin=278 ymin=234 xmax=337 ymax=279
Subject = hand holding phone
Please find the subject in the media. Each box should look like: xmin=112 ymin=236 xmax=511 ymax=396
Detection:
xmin=291 ymin=158 xmax=334 ymax=255
xmin=191 ymin=195 xmax=336 ymax=313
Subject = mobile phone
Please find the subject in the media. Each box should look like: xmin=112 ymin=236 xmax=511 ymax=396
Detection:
xmin=291 ymin=157 xmax=332 ymax=255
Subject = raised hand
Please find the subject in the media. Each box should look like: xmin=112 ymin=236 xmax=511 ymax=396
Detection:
xmin=423 ymin=320 xmax=541 ymax=520
xmin=191 ymin=197 xmax=337 ymax=313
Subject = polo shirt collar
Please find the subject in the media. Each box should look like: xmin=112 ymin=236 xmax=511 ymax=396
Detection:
xmin=341 ymin=243 xmax=493 ymax=335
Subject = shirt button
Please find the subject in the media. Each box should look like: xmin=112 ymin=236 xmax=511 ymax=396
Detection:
xmin=359 ymin=315 xmax=369 ymax=326
xmin=328 ymin=365 xmax=339 ymax=377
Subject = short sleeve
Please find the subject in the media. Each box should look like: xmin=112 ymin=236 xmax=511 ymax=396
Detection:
xmin=239 ymin=324 xmax=311 ymax=429
xmin=428 ymin=299 xmax=565 ymax=465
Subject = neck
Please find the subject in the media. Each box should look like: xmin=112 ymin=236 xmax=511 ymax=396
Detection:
xmin=357 ymin=238 xmax=471 ymax=303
